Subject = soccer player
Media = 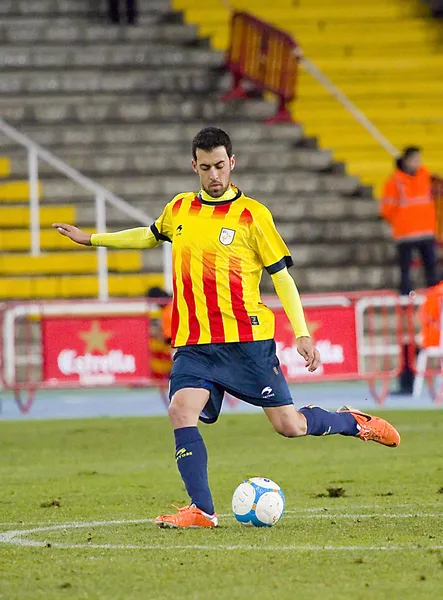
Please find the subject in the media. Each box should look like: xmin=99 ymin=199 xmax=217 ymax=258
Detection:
xmin=53 ymin=127 xmax=401 ymax=529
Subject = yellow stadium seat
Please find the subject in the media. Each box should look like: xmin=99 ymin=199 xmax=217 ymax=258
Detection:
xmin=0 ymin=155 xmax=163 ymax=300
xmin=0 ymin=205 xmax=75 ymax=227
xmin=0 ymin=181 xmax=43 ymax=202
xmin=173 ymin=0 xmax=443 ymax=195
xmin=0 ymin=228 xmax=95 ymax=251
xmin=0 ymin=251 xmax=142 ymax=275
xmin=0 ymin=273 xmax=165 ymax=300
xmin=0 ymin=157 xmax=11 ymax=178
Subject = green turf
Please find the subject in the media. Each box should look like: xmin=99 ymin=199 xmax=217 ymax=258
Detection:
xmin=1 ymin=411 xmax=443 ymax=600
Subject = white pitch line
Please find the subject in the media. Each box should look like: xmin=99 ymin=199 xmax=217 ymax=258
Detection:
xmin=6 ymin=540 xmax=443 ymax=552
xmin=0 ymin=498 xmax=443 ymax=527
xmin=219 ymin=512 xmax=443 ymax=519
xmin=1 ymin=518 xmax=442 ymax=553
xmin=1 ymin=504 xmax=442 ymax=528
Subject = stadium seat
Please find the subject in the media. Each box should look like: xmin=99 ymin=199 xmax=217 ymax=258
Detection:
xmin=0 ymin=0 xmax=402 ymax=296
xmin=173 ymin=0 xmax=443 ymax=195
xmin=0 ymin=153 xmax=148 ymax=298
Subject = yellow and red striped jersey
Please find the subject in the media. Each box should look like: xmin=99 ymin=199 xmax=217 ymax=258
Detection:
xmin=151 ymin=186 xmax=293 ymax=347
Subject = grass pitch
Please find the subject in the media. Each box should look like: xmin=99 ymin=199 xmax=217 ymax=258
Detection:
xmin=1 ymin=410 xmax=443 ymax=600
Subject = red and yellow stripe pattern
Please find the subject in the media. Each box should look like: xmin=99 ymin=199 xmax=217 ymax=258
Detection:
xmin=154 ymin=189 xmax=292 ymax=348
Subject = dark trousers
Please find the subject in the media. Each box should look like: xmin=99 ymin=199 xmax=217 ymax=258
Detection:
xmin=397 ymin=237 xmax=438 ymax=295
xmin=108 ymin=0 xmax=138 ymax=24
xmin=395 ymin=237 xmax=438 ymax=392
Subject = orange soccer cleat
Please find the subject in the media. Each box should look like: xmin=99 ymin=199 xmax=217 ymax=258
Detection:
xmin=337 ymin=406 xmax=401 ymax=448
xmin=154 ymin=504 xmax=218 ymax=528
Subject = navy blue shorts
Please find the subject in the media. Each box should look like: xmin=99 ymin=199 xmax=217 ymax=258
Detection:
xmin=169 ymin=340 xmax=293 ymax=424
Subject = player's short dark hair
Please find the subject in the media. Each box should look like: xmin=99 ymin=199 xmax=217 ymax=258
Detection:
xmin=191 ymin=127 xmax=232 ymax=160
xmin=403 ymin=146 xmax=421 ymax=159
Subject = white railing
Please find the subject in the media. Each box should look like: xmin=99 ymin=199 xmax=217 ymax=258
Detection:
xmin=0 ymin=117 xmax=173 ymax=300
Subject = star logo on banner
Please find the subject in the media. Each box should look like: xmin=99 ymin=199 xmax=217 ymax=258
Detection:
xmin=79 ymin=321 xmax=113 ymax=353
xmin=284 ymin=319 xmax=322 ymax=339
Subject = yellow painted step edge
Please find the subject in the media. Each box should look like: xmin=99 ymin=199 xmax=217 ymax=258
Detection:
xmin=0 ymin=273 xmax=165 ymax=299
xmin=0 ymin=251 xmax=142 ymax=275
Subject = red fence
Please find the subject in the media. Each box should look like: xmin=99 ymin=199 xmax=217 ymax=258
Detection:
xmin=1 ymin=292 xmax=432 ymax=414
xmin=222 ymin=11 xmax=300 ymax=123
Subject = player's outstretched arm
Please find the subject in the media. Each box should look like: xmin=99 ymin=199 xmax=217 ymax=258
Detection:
xmin=271 ymin=267 xmax=321 ymax=372
xmin=52 ymin=223 xmax=91 ymax=245
xmin=52 ymin=223 xmax=162 ymax=249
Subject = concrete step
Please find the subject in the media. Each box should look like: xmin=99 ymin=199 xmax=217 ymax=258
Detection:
xmin=70 ymin=194 xmax=373 ymax=228
xmin=288 ymin=240 xmax=395 ymax=268
xmin=0 ymin=67 xmax=227 ymax=96
xmin=262 ymin=264 xmax=398 ymax=293
xmin=8 ymin=148 xmax=334 ymax=178
xmin=271 ymin=196 xmax=379 ymax=221
xmin=0 ymin=0 xmax=171 ymax=15
xmin=279 ymin=220 xmax=386 ymax=244
xmin=0 ymin=96 xmax=275 ymax=125
xmin=0 ymin=14 xmax=163 ymax=27
xmin=2 ymin=22 xmax=199 ymax=45
xmin=0 ymin=45 xmax=223 ymax=69
xmin=0 ymin=0 xmax=93 ymax=15
xmin=0 ymin=121 xmax=303 ymax=149
xmin=28 ymin=171 xmax=360 ymax=201
xmin=5 ymin=141 xmax=299 ymax=168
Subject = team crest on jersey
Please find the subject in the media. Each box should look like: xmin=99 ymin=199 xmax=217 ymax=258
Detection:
xmin=219 ymin=227 xmax=236 ymax=246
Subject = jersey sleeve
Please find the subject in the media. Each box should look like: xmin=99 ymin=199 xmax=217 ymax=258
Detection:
xmin=150 ymin=201 xmax=174 ymax=243
xmin=252 ymin=206 xmax=293 ymax=274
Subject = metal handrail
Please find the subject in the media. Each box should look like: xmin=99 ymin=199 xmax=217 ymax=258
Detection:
xmin=218 ymin=1 xmax=400 ymax=158
xmin=298 ymin=57 xmax=399 ymax=157
xmin=0 ymin=117 xmax=163 ymax=301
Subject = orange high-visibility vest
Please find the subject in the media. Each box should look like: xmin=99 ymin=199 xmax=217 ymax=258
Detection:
xmin=381 ymin=167 xmax=436 ymax=241
xmin=419 ymin=282 xmax=443 ymax=348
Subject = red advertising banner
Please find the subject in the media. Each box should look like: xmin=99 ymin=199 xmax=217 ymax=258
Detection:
xmin=42 ymin=316 xmax=151 ymax=386
xmin=273 ymin=305 xmax=358 ymax=381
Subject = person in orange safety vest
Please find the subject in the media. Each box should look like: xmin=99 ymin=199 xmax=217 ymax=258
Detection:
xmin=381 ymin=146 xmax=438 ymax=296
xmin=419 ymin=281 xmax=443 ymax=349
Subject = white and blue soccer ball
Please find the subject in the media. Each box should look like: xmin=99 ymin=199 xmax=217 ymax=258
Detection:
xmin=232 ymin=477 xmax=285 ymax=527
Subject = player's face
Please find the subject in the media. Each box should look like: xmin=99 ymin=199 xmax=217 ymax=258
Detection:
xmin=192 ymin=146 xmax=235 ymax=198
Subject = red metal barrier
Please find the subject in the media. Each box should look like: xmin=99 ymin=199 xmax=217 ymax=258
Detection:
xmin=432 ymin=175 xmax=443 ymax=243
xmin=222 ymin=11 xmax=300 ymax=123
xmin=1 ymin=291 xmax=437 ymax=413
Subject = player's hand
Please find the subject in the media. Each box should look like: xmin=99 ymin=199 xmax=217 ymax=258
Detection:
xmin=52 ymin=223 xmax=91 ymax=246
xmin=297 ymin=336 xmax=321 ymax=372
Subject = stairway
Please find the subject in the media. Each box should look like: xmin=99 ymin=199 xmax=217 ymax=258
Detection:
xmin=173 ymin=0 xmax=443 ymax=196
xmin=0 ymin=0 xmax=399 ymax=298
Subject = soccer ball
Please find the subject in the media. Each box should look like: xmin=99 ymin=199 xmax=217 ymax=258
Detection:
xmin=232 ymin=477 xmax=285 ymax=527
